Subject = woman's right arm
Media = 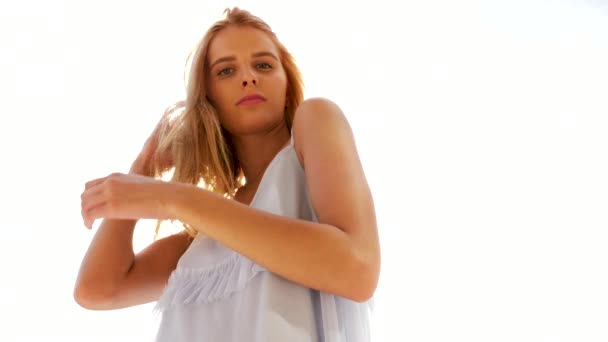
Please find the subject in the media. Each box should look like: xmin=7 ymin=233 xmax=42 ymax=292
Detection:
xmin=73 ymin=219 xmax=192 ymax=310
xmin=74 ymin=108 xmax=190 ymax=310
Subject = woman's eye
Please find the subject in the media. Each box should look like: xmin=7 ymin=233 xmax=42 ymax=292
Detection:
xmin=217 ymin=67 xmax=233 ymax=76
xmin=256 ymin=63 xmax=272 ymax=70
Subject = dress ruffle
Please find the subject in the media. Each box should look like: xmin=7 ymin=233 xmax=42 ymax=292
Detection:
xmin=154 ymin=252 xmax=265 ymax=312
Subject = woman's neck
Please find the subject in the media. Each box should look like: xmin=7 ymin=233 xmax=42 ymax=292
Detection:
xmin=231 ymin=127 xmax=291 ymax=187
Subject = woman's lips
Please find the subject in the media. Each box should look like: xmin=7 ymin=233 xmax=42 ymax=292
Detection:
xmin=237 ymin=94 xmax=266 ymax=106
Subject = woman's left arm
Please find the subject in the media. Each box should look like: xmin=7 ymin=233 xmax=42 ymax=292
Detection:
xmin=82 ymin=98 xmax=380 ymax=302
xmin=167 ymin=98 xmax=380 ymax=302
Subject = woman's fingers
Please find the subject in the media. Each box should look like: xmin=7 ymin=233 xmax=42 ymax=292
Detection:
xmin=81 ymin=184 xmax=105 ymax=229
xmin=81 ymin=185 xmax=106 ymax=213
xmin=80 ymin=172 xmax=162 ymax=229
xmin=81 ymin=208 xmax=94 ymax=229
xmin=84 ymin=172 xmax=123 ymax=190
xmin=81 ymin=173 xmax=126 ymax=228
xmin=82 ymin=201 xmax=111 ymax=230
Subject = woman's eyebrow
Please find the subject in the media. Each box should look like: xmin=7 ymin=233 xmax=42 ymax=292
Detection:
xmin=210 ymin=51 xmax=279 ymax=69
xmin=251 ymin=51 xmax=279 ymax=61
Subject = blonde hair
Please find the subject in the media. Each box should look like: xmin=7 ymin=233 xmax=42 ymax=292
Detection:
xmin=152 ymin=7 xmax=304 ymax=238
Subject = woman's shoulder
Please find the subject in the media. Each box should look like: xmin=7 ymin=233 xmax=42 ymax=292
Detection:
xmin=291 ymin=97 xmax=354 ymax=164
xmin=293 ymin=97 xmax=346 ymax=126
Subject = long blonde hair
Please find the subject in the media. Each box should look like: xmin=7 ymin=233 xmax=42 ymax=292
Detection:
xmin=152 ymin=8 xmax=304 ymax=238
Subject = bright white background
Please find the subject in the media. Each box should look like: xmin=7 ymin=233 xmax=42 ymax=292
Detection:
xmin=1 ymin=0 xmax=607 ymax=341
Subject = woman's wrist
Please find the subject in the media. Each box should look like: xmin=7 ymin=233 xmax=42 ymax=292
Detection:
xmin=162 ymin=182 xmax=188 ymax=221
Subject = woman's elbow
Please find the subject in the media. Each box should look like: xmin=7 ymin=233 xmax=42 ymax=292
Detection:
xmin=73 ymin=281 xmax=116 ymax=310
xmin=347 ymin=252 xmax=380 ymax=303
xmin=350 ymin=274 xmax=379 ymax=303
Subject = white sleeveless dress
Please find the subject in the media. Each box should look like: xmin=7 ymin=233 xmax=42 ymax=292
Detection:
xmin=153 ymin=138 xmax=374 ymax=341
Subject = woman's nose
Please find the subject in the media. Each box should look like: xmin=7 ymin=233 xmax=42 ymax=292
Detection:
xmin=241 ymin=67 xmax=257 ymax=87
xmin=242 ymin=79 xmax=257 ymax=87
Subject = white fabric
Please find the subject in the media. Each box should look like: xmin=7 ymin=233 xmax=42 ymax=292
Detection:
xmin=153 ymin=141 xmax=374 ymax=341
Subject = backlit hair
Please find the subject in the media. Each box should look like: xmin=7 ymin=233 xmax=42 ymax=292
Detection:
xmin=152 ymin=8 xmax=304 ymax=238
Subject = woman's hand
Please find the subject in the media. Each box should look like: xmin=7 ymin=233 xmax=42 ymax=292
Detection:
xmin=129 ymin=105 xmax=180 ymax=176
xmin=80 ymin=172 xmax=174 ymax=229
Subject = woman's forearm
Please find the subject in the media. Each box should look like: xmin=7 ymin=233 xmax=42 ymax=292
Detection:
xmin=73 ymin=219 xmax=137 ymax=307
xmin=166 ymin=182 xmax=372 ymax=302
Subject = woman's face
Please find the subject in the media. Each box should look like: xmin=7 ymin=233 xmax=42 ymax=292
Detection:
xmin=206 ymin=25 xmax=288 ymax=136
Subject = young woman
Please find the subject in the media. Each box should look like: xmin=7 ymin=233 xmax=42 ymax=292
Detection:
xmin=76 ymin=7 xmax=380 ymax=341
